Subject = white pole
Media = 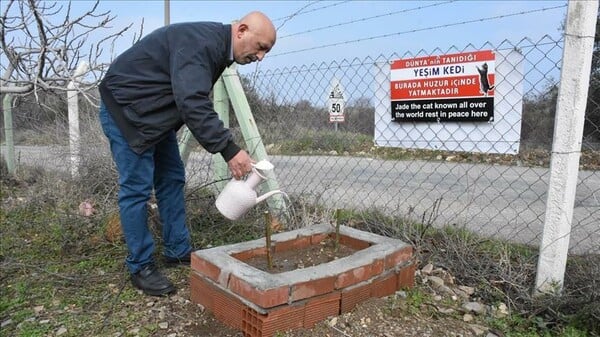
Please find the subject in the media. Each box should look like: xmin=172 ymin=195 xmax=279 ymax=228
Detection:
xmin=67 ymin=62 xmax=89 ymax=178
xmin=2 ymin=94 xmax=16 ymax=174
xmin=535 ymin=0 xmax=598 ymax=294
xmin=164 ymin=0 xmax=170 ymax=26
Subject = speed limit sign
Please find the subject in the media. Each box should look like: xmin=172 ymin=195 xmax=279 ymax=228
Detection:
xmin=328 ymin=79 xmax=345 ymax=123
xmin=328 ymin=99 xmax=345 ymax=122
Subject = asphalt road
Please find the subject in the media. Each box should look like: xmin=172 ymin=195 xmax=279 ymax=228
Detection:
xmin=3 ymin=145 xmax=599 ymax=254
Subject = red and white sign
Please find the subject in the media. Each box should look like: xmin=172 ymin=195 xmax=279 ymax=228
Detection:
xmin=390 ymin=50 xmax=496 ymax=122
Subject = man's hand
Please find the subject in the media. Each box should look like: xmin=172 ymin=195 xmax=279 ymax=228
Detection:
xmin=227 ymin=150 xmax=253 ymax=180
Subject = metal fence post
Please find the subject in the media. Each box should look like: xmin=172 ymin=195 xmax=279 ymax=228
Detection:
xmin=213 ymin=76 xmax=230 ymax=192
xmin=535 ymin=0 xmax=598 ymax=294
xmin=222 ymin=65 xmax=287 ymax=216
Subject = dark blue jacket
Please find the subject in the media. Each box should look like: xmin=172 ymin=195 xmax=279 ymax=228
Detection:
xmin=99 ymin=22 xmax=240 ymax=160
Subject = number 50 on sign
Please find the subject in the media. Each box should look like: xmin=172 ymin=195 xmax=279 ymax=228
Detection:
xmin=328 ymin=98 xmax=345 ymax=122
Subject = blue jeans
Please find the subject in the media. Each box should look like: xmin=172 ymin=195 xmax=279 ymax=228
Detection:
xmin=99 ymin=102 xmax=191 ymax=274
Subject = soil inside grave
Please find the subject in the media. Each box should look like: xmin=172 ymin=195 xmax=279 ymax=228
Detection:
xmin=242 ymin=237 xmax=359 ymax=273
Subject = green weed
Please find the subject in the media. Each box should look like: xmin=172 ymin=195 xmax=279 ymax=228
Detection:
xmin=1 ymin=165 xmax=597 ymax=337
xmin=277 ymin=130 xmax=372 ymax=154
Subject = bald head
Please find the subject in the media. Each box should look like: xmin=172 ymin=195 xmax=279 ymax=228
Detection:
xmin=231 ymin=11 xmax=276 ymax=65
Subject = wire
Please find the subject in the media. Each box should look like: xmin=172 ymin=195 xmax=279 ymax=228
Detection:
xmin=272 ymin=0 xmax=351 ymax=22
xmin=251 ymin=1 xmax=325 ymax=87
xmin=276 ymin=1 xmax=319 ymax=31
xmin=269 ymin=4 xmax=567 ymax=58
xmin=279 ymin=1 xmax=456 ymax=39
xmin=253 ymin=38 xmax=563 ymax=77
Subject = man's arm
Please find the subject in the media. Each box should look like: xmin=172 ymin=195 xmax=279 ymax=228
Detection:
xmin=168 ymin=30 xmax=252 ymax=178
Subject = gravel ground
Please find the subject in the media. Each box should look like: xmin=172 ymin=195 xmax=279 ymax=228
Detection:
xmin=110 ymin=265 xmax=496 ymax=337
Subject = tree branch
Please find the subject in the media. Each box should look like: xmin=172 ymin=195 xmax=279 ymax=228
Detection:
xmin=1 ymin=0 xmax=138 ymax=98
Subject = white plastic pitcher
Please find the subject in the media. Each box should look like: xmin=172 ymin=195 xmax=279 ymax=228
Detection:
xmin=215 ymin=160 xmax=284 ymax=220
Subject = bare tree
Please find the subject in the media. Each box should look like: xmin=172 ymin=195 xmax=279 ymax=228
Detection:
xmin=0 ymin=0 xmax=142 ymax=100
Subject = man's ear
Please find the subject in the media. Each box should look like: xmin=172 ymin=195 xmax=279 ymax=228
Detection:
xmin=237 ymin=23 xmax=248 ymax=36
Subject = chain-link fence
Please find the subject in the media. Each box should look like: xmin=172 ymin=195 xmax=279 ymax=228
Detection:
xmin=2 ymin=35 xmax=597 ymax=256
xmin=232 ymin=35 xmax=599 ymax=255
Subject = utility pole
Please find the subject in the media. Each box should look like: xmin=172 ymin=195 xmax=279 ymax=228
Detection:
xmin=164 ymin=0 xmax=170 ymax=26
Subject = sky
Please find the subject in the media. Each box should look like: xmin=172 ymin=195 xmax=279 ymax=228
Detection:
xmin=1 ymin=0 xmax=570 ymax=103
xmin=48 ymin=0 xmax=569 ymax=76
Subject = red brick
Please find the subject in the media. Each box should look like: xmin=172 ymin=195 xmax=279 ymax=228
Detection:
xmin=190 ymin=272 xmax=244 ymax=329
xmin=228 ymin=274 xmax=289 ymax=308
xmin=190 ymin=271 xmax=214 ymax=311
xmin=231 ymin=247 xmax=267 ymax=261
xmin=340 ymin=282 xmax=371 ymax=313
xmin=241 ymin=307 xmax=263 ymax=337
xmin=291 ymin=276 xmax=336 ymax=302
xmin=191 ymin=253 xmax=221 ymax=282
xmin=213 ymin=287 xmax=245 ymax=329
xmin=371 ymin=258 xmax=385 ymax=276
xmin=339 ymin=234 xmax=372 ymax=250
xmin=273 ymin=236 xmax=311 ymax=253
xmin=192 ymin=229 xmax=415 ymax=336
xmin=335 ymin=264 xmax=373 ymax=289
xmin=310 ymin=233 xmax=330 ymax=245
xmin=384 ymin=246 xmax=413 ymax=270
xmin=242 ymin=305 xmax=305 ymax=337
xmin=304 ymin=292 xmax=341 ymax=328
xmin=397 ymin=263 xmax=416 ymax=289
xmin=371 ymin=272 xmax=398 ymax=298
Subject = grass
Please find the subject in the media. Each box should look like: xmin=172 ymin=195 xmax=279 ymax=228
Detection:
xmin=275 ymin=129 xmax=372 ymax=154
xmin=399 ymin=288 xmax=431 ymax=315
xmin=1 ymin=161 xmax=598 ymax=337
xmin=330 ymin=207 xmax=598 ymax=336
xmin=265 ymin=129 xmax=598 ymax=170
xmin=0 ymin=165 xmax=265 ymax=337
xmin=484 ymin=315 xmax=591 ymax=337
xmin=0 ymin=200 xmax=131 ymax=336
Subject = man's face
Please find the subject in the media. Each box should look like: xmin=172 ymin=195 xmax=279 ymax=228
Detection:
xmin=233 ymin=23 xmax=276 ymax=65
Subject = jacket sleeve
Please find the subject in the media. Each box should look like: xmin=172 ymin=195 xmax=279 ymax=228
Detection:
xmin=169 ymin=40 xmax=240 ymax=161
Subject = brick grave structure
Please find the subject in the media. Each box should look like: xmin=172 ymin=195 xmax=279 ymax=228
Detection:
xmin=190 ymin=224 xmax=415 ymax=337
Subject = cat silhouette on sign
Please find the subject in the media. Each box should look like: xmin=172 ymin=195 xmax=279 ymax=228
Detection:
xmin=476 ymin=62 xmax=495 ymax=96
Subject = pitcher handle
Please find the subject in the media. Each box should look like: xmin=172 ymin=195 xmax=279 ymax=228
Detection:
xmin=251 ymin=164 xmax=269 ymax=180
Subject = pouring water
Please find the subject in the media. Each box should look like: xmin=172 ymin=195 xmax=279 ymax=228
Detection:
xmin=215 ymin=160 xmax=286 ymax=220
